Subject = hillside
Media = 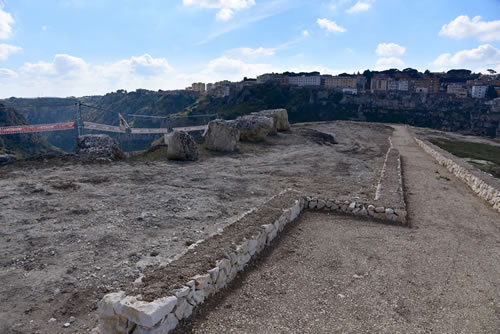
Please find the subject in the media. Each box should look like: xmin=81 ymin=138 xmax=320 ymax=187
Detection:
xmin=187 ymin=84 xmax=500 ymax=138
xmin=2 ymin=90 xmax=199 ymax=152
xmin=0 ymin=103 xmax=58 ymax=158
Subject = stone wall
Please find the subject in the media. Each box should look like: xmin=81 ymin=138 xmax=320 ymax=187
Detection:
xmin=415 ymin=137 xmax=500 ymax=214
xmin=95 ymin=190 xmax=408 ymax=334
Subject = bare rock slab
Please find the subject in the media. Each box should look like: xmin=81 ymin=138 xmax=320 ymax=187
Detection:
xmin=76 ymin=134 xmax=124 ymax=160
xmin=204 ymin=120 xmax=240 ymax=152
xmin=253 ymin=109 xmax=290 ymax=131
xmin=166 ymin=130 xmax=199 ymax=161
xmin=233 ymin=115 xmax=275 ymax=142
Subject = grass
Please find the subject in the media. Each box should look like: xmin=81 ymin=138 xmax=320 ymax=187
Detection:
xmin=430 ymin=138 xmax=500 ymax=178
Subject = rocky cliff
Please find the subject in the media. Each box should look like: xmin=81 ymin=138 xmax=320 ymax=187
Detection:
xmin=0 ymin=103 xmax=58 ymax=159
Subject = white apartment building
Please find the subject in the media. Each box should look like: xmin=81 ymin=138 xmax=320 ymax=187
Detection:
xmin=398 ymin=80 xmax=409 ymax=91
xmin=471 ymin=85 xmax=487 ymax=99
xmin=388 ymin=80 xmax=398 ymax=91
xmin=288 ymin=75 xmax=321 ymax=87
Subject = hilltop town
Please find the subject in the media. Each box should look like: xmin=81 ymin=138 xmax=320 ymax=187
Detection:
xmin=187 ymin=68 xmax=500 ymax=99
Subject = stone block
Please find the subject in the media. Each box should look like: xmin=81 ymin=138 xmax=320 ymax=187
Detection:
xmin=191 ymin=274 xmax=212 ymax=290
xmin=115 ymin=295 xmax=177 ymax=329
xmin=317 ymin=199 xmax=326 ymax=209
xmin=216 ymin=258 xmax=231 ymax=274
xmin=207 ymin=267 xmax=219 ymax=283
xmin=175 ymin=298 xmax=189 ymax=321
xmin=309 ymin=199 xmax=318 ymax=209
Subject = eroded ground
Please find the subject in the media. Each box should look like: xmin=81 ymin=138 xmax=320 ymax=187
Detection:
xmin=0 ymin=121 xmax=391 ymax=333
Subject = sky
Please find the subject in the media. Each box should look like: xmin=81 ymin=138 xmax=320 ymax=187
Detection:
xmin=0 ymin=0 xmax=499 ymax=98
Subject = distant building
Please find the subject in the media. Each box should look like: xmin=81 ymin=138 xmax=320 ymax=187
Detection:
xmin=370 ymin=77 xmax=388 ymax=91
xmin=357 ymin=76 xmax=368 ymax=91
xmin=471 ymin=85 xmax=487 ymax=99
xmin=288 ymin=75 xmax=321 ymax=87
xmin=257 ymin=73 xmax=288 ymax=85
xmin=342 ymin=88 xmax=358 ymax=95
xmin=191 ymin=82 xmax=206 ymax=93
xmin=447 ymin=83 xmax=464 ymax=95
xmin=415 ymin=78 xmax=439 ymax=94
xmin=387 ymin=80 xmax=398 ymax=91
xmin=456 ymin=89 xmax=468 ymax=98
xmin=398 ymin=80 xmax=409 ymax=91
xmin=207 ymin=80 xmax=231 ymax=97
xmin=415 ymin=87 xmax=428 ymax=94
xmin=323 ymin=76 xmax=357 ymax=89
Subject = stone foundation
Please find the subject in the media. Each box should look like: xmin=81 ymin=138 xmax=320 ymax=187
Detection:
xmin=415 ymin=137 xmax=500 ymax=214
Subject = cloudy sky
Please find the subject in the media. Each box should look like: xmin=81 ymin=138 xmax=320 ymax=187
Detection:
xmin=0 ymin=0 xmax=499 ymax=98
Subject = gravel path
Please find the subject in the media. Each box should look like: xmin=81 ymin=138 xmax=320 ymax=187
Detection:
xmin=177 ymin=125 xmax=500 ymax=334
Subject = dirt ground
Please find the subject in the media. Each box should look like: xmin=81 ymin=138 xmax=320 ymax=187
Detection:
xmin=0 ymin=121 xmax=391 ymax=333
xmin=176 ymin=125 xmax=500 ymax=334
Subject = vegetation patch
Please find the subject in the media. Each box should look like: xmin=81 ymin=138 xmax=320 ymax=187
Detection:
xmin=430 ymin=138 xmax=500 ymax=178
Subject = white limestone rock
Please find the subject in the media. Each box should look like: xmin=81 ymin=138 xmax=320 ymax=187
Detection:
xmin=204 ymin=120 xmax=240 ymax=152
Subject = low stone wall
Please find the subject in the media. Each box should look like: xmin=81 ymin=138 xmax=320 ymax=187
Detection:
xmin=95 ymin=194 xmax=407 ymax=334
xmin=415 ymin=137 xmax=500 ymax=214
xmin=306 ymin=197 xmax=407 ymax=225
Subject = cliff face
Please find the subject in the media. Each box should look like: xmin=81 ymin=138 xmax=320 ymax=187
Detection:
xmin=2 ymin=86 xmax=498 ymax=156
xmin=342 ymin=92 xmax=500 ymax=137
xmin=0 ymin=103 xmax=57 ymax=158
xmin=192 ymin=84 xmax=500 ymax=138
xmin=1 ymin=90 xmax=199 ymax=152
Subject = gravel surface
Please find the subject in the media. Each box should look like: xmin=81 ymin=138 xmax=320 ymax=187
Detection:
xmin=176 ymin=125 xmax=500 ymax=334
xmin=0 ymin=121 xmax=391 ymax=333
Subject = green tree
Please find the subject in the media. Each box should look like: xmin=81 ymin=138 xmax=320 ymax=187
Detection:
xmin=486 ymin=85 xmax=498 ymax=99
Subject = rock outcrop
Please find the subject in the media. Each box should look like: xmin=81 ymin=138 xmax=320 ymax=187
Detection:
xmin=0 ymin=153 xmax=15 ymax=164
xmin=166 ymin=130 xmax=199 ymax=161
xmin=76 ymin=134 xmax=124 ymax=160
xmin=204 ymin=120 xmax=240 ymax=152
xmin=232 ymin=115 xmax=274 ymax=142
xmin=253 ymin=109 xmax=290 ymax=132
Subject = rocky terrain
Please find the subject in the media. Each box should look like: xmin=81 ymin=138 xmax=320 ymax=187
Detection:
xmin=0 ymin=121 xmax=391 ymax=333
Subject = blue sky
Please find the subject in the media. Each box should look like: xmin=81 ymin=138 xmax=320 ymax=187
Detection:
xmin=0 ymin=0 xmax=499 ymax=97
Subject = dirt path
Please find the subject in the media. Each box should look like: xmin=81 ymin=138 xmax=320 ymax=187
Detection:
xmin=176 ymin=125 xmax=500 ymax=333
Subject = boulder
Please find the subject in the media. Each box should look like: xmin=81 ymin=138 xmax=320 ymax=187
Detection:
xmin=233 ymin=115 xmax=274 ymax=142
xmin=253 ymin=109 xmax=290 ymax=131
xmin=0 ymin=153 xmax=15 ymax=164
xmin=76 ymin=134 xmax=124 ymax=160
xmin=166 ymin=130 xmax=199 ymax=161
xmin=204 ymin=120 xmax=240 ymax=152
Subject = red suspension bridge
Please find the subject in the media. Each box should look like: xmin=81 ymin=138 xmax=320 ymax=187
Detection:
xmin=0 ymin=101 xmax=215 ymax=136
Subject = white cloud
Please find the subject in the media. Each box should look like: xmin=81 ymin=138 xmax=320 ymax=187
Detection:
xmin=0 ymin=43 xmax=21 ymax=61
xmin=183 ymin=0 xmax=256 ymax=21
xmin=346 ymin=1 xmax=372 ymax=14
xmin=376 ymin=42 xmax=406 ymax=57
xmin=0 ymin=54 xmax=183 ymax=97
xmin=302 ymin=30 xmax=310 ymax=37
xmin=432 ymin=44 xmax=500 ymax=67
xmin=229 ymin=47 xmax=277 ymax=57
xmin=0 ymin=5 xmax=15 ymax=39
xmin=0 ymin=68 xmax=17 ymax=78
xmin=329 ymin=0 xmax=350 ymax=10
xmin=439 ymin=15 xmax=500 ymax=42
xmin=375 ymin=57 xmax=405 ymax=70
xmin=21 ymin=54 xmax=89 ymax=78
xmin=317 ymin=18 xmax=346 ymax=34
xmin=199 ymin=56 xmax=274 ymax=81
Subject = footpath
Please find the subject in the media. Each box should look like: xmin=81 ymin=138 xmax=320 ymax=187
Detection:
xmin=175 ymin=125 xmax=500 ymax=334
